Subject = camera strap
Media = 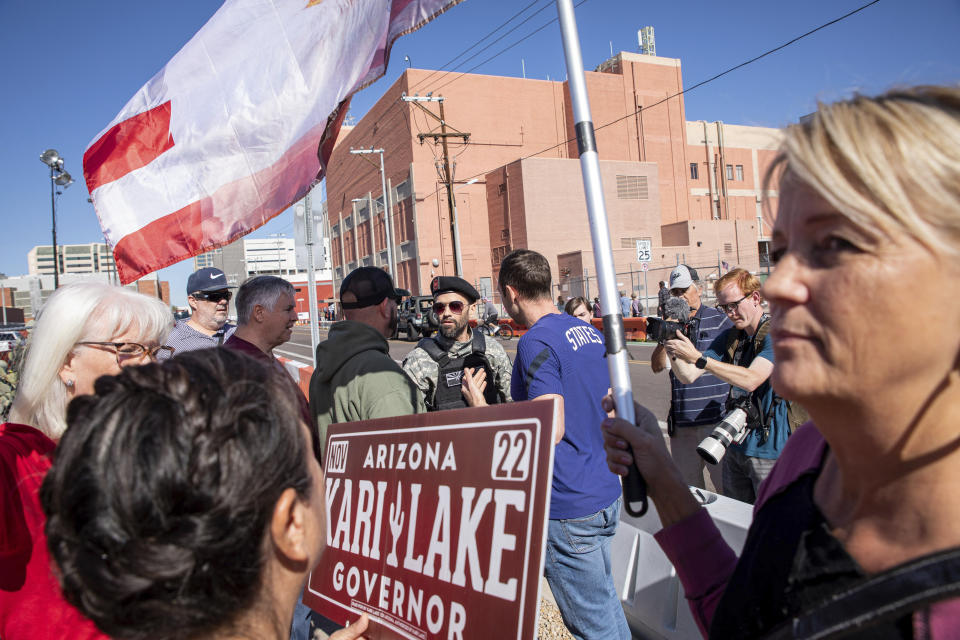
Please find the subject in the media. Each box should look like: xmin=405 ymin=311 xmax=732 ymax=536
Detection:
xmin=764 ymin=545 xmax=960 ymax=639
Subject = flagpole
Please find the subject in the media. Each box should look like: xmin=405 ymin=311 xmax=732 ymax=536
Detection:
xmin=555 ymin=0 xmax=647 ymax=516
xmin=303 ymin=192 xmax=320 ymax=366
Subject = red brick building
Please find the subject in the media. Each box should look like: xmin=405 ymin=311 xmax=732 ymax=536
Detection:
xmin=324 ymin=51 xmax=782 ymax=304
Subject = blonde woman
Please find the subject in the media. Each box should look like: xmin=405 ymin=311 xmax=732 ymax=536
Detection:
xmin=603 ymin=86 xmax=960 ymax=637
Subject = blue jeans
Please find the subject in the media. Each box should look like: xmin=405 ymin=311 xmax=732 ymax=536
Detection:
xmin=544 ymin=497 xmax=630 ymax=640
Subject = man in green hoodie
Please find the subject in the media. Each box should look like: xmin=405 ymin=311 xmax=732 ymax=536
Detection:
xmin=309 ymin=267 xmax=425 ymax=458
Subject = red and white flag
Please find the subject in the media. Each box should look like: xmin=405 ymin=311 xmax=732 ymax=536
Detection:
xmin=84 ymin=0 xmax=462 ymax=284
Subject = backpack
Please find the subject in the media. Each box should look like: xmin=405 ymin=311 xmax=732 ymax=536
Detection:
xmin=723 ymin=316 xmax=809 ymax=434
xmin=417 ymin=331 xmax=504 ymax=411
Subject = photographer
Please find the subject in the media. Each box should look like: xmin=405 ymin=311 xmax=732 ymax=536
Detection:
xmin=651 ymin=265 xmax=731 ymax=493
xmin=665 ymin=267 xmax=788 ymax=503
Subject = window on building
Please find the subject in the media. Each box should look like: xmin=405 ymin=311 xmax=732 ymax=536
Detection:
xmin=616 ymin=175 xmax=649 ymax=200
xmin=735 ymin=164 xmax=744 ymax=181
xmin=690 ymin=163 xmax=699 ymax=180
xmin=726 ymin=164 xmax=734 ymax=181
xmin=491 ymin=245 xmax=510 ymax=265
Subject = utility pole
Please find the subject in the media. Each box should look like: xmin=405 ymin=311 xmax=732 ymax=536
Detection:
xmin=401 ymin=94 xmax=470 ymax=276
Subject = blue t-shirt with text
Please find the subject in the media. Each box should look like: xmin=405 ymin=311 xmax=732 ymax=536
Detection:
xmin=511 ymin=313 xmax=621 ymax=519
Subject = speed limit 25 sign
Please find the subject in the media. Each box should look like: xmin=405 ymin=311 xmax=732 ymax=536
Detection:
xmin=636 ymin=239 xmax=651 ymax=263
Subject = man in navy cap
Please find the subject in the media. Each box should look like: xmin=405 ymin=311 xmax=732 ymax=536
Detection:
xmin=402 ymin=276 xmax=511 ymax=411
xmin=161 ymin=267 xmax=236 ymax=358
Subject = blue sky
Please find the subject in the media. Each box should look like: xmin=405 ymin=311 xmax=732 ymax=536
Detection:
xmin=1 ymin=0 xmax=957 ymax=306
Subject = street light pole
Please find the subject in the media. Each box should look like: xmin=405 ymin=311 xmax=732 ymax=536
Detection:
xmin=40 ymin=149 xmax=73 ymax=290
xmin=349 ymin=147 xmax=397 ymax=279
xmin=49 ymin=164 xmax=59 ymax=289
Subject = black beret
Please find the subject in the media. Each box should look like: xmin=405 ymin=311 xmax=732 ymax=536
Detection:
xmin=429 ymin=276 xmax=479 ymax=303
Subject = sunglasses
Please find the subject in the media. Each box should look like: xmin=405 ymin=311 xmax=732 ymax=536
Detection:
xmin=192 ymin=290 xmax=232 ymax=303
xmin=433 ymin=300 xmax=465 ymax=315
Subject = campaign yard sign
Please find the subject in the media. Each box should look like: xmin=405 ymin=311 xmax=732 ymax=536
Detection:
xmin=303 ymin=400 xmax=559 ymax=640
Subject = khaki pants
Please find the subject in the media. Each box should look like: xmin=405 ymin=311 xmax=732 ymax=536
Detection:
xmin=666 ymin=424 xmax=724 ymax=494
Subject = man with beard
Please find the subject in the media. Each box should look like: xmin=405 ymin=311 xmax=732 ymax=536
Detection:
xmin=161 ymin=267 xmax=235 ymax=358
xmin=309 ymin=267 xmax=424 ymax=458
xmin=403 ymin=276 xmax=511 ymax=411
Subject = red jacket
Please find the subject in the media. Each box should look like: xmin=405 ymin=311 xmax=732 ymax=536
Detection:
xmin=0 ymin=423 xmax=107 ymax=640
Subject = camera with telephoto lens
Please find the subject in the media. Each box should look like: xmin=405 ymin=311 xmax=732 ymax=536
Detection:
xmin=697 ymin=397 xmax=760 ymax=465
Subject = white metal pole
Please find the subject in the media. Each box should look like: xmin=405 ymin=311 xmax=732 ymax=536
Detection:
xmin=303 ymin=192 xmax=320 ymax=365
xmin=378 ymin=151 xmax=398 ymax=277
xmin=555 ymin=0 xmax=646 ymax=516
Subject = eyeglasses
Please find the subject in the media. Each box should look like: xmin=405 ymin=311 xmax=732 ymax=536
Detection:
xmin=192 ymin=290 xmax=232 ymax=303
xmin=670 ymin=288 xmax=689 ymax=297
xmin=77 ymin=342 xmax=175 ymax=365
xmin=715 ymin=293 xmax=751 ymax=315
xmin=433 ymin=300 xmax=465 ymax=315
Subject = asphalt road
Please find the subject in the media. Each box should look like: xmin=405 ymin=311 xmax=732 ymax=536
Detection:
xmin=275 ymin=325 xmax=672 ymax=422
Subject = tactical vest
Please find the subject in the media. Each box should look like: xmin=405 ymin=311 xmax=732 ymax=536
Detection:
xmin=417 ymin=331 xmax=503 ymax=411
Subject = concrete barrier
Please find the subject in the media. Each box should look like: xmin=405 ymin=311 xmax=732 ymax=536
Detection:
xmin=611 ymin=489 xmax=752 ymax=639
xmin=277 ymin=357 xmax=312 ymax=398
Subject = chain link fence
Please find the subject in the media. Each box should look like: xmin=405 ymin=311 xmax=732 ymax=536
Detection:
xmin=556 ymin=260 xmax=772 ymax=317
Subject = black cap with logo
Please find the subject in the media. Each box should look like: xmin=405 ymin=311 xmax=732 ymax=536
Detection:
xmin=187 ymin=267 xmax=235 ymax=294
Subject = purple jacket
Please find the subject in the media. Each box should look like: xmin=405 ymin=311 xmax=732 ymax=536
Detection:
xmin=655 ymin=423 xmax=960 ymax=639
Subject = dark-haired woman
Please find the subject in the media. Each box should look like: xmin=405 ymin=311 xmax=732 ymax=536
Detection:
xmin=42 ymin=348 xmax=368 ymax=640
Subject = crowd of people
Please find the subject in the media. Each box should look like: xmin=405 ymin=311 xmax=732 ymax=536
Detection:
xmin=1 ymin=85 xmax=958 ymax=640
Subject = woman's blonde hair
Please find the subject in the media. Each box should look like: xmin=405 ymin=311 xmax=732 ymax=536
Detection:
xmin=10 ymin=282 xmax=172 ymax=440
xmin=767 ymin=85 xmax=960 ymax=257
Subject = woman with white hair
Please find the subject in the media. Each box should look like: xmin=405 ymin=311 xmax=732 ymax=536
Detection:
xmin=603 ymin=85 xmax=960 ymax=638
xmin=0 ymin=282 xmax=172 ymax=640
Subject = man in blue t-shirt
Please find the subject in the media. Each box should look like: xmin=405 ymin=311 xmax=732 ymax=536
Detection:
xmin=664 ymin=267 xmax=789 ymax=504
xmin=498 ymin=249 xmax=629 ymax=640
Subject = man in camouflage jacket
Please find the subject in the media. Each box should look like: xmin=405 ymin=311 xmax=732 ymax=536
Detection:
xmin=403 ymin=276 xmax=512 ymax=411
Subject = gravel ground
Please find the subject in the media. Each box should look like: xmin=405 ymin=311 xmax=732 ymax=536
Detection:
xmin=537 ymin=596 xmax=575 ymax=640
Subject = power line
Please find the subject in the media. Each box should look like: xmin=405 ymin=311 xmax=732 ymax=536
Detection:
xmin=445 ymin=0 xmax=882 ymax=186
xmin=407 ymin=0 xmax=549 ymax=95
xmin=360 ymin=0 xmax=557 ymax=147
xmin=429 ymin=0 xmax=590 ymax=95
xmin=358 ymin=0 xmax=587 ymax=170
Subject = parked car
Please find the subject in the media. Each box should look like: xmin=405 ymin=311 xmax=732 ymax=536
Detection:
xmin=396 ymin=295 xmax=438 ymax=341
xmin=0 ymin=329 xmax=24 ymax=354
